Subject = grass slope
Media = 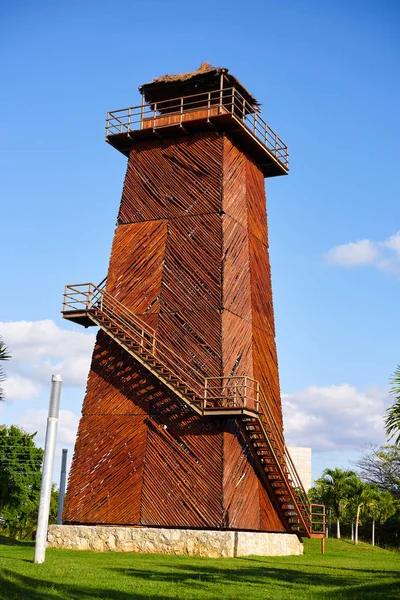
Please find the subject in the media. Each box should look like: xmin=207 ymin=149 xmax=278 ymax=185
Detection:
xmin=0 ymin=537 xmax=398 ymax=599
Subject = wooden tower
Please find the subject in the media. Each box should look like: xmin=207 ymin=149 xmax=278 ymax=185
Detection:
xmin=62 ymin=65 xmax=322 ymax=537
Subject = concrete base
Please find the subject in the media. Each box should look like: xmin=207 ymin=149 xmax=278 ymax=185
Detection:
xmin=47 ymin=525 xmax=303 ymax=557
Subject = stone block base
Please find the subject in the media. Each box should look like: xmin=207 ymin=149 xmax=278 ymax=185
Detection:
xmin=47 ymin=525 xmax=303 ymax=557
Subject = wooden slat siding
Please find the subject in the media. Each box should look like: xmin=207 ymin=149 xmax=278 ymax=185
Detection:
xmin=243 ymin=150 xmax=283 ymax=439
xmin=246 ymin=156 xmax=269 ymax=245
xmin=222 ymin=311 xmax=253 ymax=379
xmin=141 ymin=106 xmax=226 ymax=130
xmin=221 ymin=142 xmax=253 ymax=380
xmin=220 ymin=136 xmax=285 ymax=531
xmin=63 ymin=415 xmax=147 ymax=524
xmin=160 ymin=214 xmax=222 ymax=314
xmin=118 ymin=133 xmax=223 ymax=224
xmin=222 ymin=419 xmax=260 ymax=530
xmin=252 ymin=332 xmax=283 ymax=434
xmin=157 ymin=309 xmax=222 ymax=383
xmin=141 ymin=416 xmax=223 ymax=528
xmin=81 ymin=332 xmax=162 ymax=415
xmin=168 ymin=133 xmax=222 ymax=216
xmin=248 ymin=234 xmax=275 ymax=337
xmin=221 ymin=215 xmax=252 ymax=320
xmin=247 ymin=230 xmax=282 ymax=433
xmin=118 ymin=140 xmax=172 ymax=223
xmin=222 ymin=137 xmax=248 ymax=229
xmin=106 ymin=220 xmax=167 ymax=321
xmin=156 ymin=212 xmax=223 ymax=382
xmin=259 ymin=479 xmax=286 ymax=532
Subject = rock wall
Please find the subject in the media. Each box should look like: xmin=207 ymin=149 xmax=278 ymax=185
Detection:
xmin=48 ymin=525 xmax=303 ymax=557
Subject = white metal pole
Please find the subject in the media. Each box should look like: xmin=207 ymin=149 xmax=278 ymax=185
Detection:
xmin=57 ymin=449 xmax=68 ymax=525
xmin=34 ymin=374 xmax=62 ymax=564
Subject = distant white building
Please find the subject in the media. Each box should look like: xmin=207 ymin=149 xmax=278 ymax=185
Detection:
xmin=287 ymin=446 xmax=312 ymax=492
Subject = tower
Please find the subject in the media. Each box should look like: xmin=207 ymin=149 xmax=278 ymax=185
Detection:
xmin=62 ymin=65 xmax=321 ymax=538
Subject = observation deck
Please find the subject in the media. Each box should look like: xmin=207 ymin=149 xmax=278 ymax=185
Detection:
xmin=106 ymin=87 xmax=289 ymax=178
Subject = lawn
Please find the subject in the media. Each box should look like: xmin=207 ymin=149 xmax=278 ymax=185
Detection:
xmin=0 ymin=537 xmax=398 ymax=600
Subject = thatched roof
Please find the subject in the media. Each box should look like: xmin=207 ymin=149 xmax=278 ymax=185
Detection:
xmin=139 ymin=63 xmax=260 ymax=107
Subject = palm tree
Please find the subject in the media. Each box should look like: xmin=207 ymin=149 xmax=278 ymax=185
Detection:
xmin=317 ymin=467 xmax=357 ymax=539
xmin=0 ymin=336 xmax=10 ymax=402
xmin=347 ymin=479 xmax=377 ymax=545
xmin=364 ymin=488 xmax=395 ymax=546
xmin=385 ymin=365 xmax=400 ymax=446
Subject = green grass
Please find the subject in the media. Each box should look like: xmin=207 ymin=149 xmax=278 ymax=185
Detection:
xmin=0 ymin=537 xmax=398 ymax=599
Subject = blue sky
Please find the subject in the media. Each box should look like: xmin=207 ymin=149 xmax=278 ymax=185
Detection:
xmin=1 ymin=0 xmax=399 ymax=482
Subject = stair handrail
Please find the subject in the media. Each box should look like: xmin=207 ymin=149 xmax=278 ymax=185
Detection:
xmin=248 ymin=405 xmax=311 ymax=533
xmin=256 ymin=385 xmax=311 ymax=528
xmin=63 ymin=282 xmax=209 ymax=395
xmin=63 ymin=281 xmax=313 ymax=532
xmin=204 ymin=374 xmax=312 ymax=532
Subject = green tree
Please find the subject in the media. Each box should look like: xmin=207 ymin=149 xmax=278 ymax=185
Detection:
xmin=1 ymin=484 xmax=59 ymax=540
xmin=0 ymin=336 xmax=10 ymax=402
xmin=385 ymin=365 xmax=400 ymax=446
xmin=316 ymin=467 xmax=357 ymax=539
xmin=354 ymin=445 xmax=400 ymax=497
xmin=364 ymin=489 xmax=396 ymax=546
xmin=346 ymin=479 xmax=377 ymax=545
xmin=0 ymin=425 xmax=43 ymax=538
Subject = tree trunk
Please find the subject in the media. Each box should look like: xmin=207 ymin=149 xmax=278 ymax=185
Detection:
xmin=337 ymin=518 xmax=341 ymax=539
xmin=355 ymin=505 xmax=361 ymax=545
xmin=351 ymin=521 xmax=354 ymax=541
xmin=372 ymin=519 xmax=375 ymax=546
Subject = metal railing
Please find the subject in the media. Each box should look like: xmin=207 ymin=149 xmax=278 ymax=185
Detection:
xmin=310 ymin=503 xmax=326 ymax=534
xmin=63 ymin=281 xmax=156 ymax=353
xmin=106 ymin=87 xmax=288 ymax=170
xmin=204 ymin=376 xmax=260 ymax=412
xmin=63 ymin=282 xmax=206 ymax=395
xmin=63 ymin=280 xmax=318 ymax=535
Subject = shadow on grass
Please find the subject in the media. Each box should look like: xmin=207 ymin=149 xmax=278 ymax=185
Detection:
xmin=0 ymin=569 xmax=165 ymax=600
xmin=110 ymin=563 xmax=400 ymax=599
xmin=0 ymin=536 xmax=34 ymax=547
xmin=1 ymin=537 xmax=399 ymax=600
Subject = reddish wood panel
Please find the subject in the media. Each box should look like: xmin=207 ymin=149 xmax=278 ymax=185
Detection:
xmin=221 ymin=310 xmax=253 ymax=379
xmin=221 ymin=215 xmax=252 ymax=321
xmin=81 ymin=332 xmax=161 ymax=416
xmin=246 ymin=156 xmax=269 ymax=245
xmin=259 ymin=480 xmax=286 ymax=532
xmin=118 ymin=133 xmax=223 ymax=223
xmin=160 ymin=214 xmax=222 ymax=315
xmin=222 ymin=137 xmax=248 ymax=229
xmin=222 ymin=420 xmax=260 ymax=530
xmin=252 ymin=331 xmax=283 ymax=434
xmin=63 ymin=414 xmax=147 ymax=524
xmin=248 ymin=233 xmax=275 ymax=337
xmin=157 ymin=309 xmax=222 ymax=382
xmin=107 ymin=220 xmax=167 ymax=320
xmin=141 ymin=412 xmax=223 ymax=528
xmin=141 ymin=106 xmax=228 ymax=130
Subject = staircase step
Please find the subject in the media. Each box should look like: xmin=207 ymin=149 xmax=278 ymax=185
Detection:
xmin=89 ymin=305 xmax=317 ymax=532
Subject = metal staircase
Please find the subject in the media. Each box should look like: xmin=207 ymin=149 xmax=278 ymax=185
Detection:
xmin=63 ymin=280 xmax=325 ymax=538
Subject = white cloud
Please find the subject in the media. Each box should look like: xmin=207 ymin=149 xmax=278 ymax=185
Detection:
xmin=0 ymin=320 xmax=95 ymax=363
xmin=325 ymin=239 xmax=378 ymax=266
xmin=382 ymin=231 xmax=400 ymax=253
xmin=0 ymin=320 xmax=95 ymax=401
xmin=2 ymin=375 xmax=41 ymax=400
xmin=325 ymin=231 xmax=400 ymax=276
xmin=282 ymin=383 xmax=390 ymax=451
xmin=19 ymin=408 xmax=80 ymax=446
